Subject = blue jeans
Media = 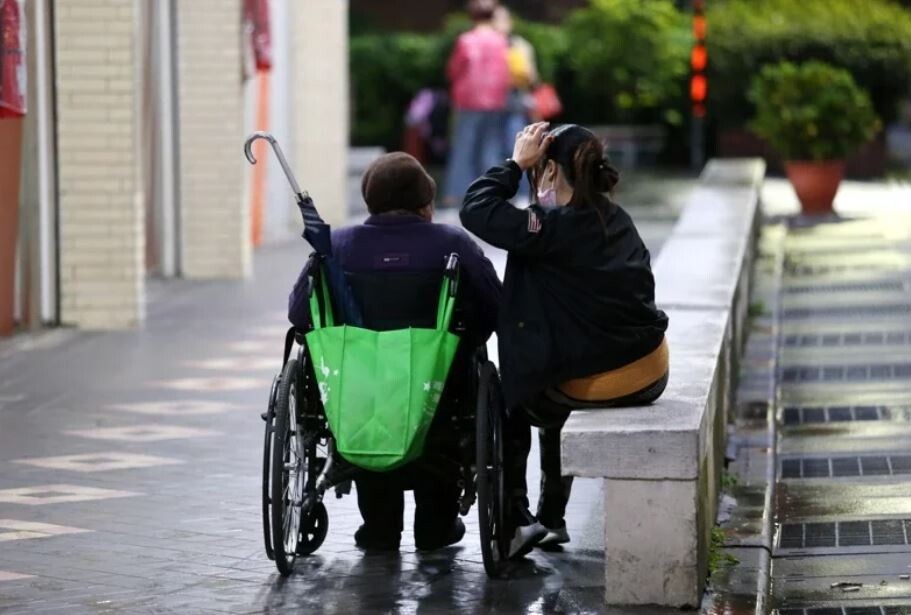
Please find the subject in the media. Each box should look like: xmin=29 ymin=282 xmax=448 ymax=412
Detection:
xmin=445 ymin=110 xmax=506 ymax=204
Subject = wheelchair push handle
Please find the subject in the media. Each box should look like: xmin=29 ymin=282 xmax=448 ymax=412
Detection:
xmin=444 ymin=253 xmax=459 ymax=298
xmin=244 ymin=131 xmax=308 ymax=202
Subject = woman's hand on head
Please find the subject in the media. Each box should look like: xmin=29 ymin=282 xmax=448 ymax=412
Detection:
xmin=512 ymin=122 xmax=554 ymax=171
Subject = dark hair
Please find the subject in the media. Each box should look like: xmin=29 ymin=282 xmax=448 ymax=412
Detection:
xmin=533 ymin=124 xmax=620 ymax=208
xmin=565 ymin=139 xmax=620 ymax=209
xmin=468 ymin=0 xmax=497 ymax=22
xmin=361 ymin=152 xmax=436 ymax=215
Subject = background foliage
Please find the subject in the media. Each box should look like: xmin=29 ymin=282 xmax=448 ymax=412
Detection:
xmin=350 ymin=0 xmax=911 ymax=155
xmin=749 ymin=61 xmax=880 ymax=161
xmin=708 ymin=0 xmax=911 ymax=128
xmin=350 ymin=1 xmax=690 ymax=149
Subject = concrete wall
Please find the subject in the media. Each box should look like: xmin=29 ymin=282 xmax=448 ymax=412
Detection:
xmin=176 ymin=0 xmax=250 ymax=278
xmin=55 ymin=0 xmax=143 ymax=329
xmin=290 ymin=0 xmax=349 ymax=230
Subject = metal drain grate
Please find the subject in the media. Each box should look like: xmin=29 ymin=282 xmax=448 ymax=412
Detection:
xmin=782 ymin=405 xmax=888 ymax=425
xmin=778 ymin=519 xmax=911 ymax=549
xmin=784 ymin=304 xmax=911 ymax=319
xmin=785 ymin=281 xmax=905 ymax=294
xmin=786 ymin=263 xmax=896 ymax=276
xmin=781 ymin=364 xmax=911 ymax=383
xmin=784 ymin=332 xmax=911 ymax=347
xmin=780 ymin=455 xmax=911 ymax=479
xmin=779 ymin=608 xmax=911 ymax=614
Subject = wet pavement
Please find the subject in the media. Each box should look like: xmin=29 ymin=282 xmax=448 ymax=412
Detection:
xmin=0 ymin=185 xmax=681 ymax=614
xmin=701 ymin=180 xmax=911 ymax=615
xmin=768 ymin=204 xmax=911 ymax=613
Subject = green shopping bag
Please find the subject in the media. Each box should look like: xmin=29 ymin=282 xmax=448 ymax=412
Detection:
xmin=305 ymin=268 xmax=461 ymax=472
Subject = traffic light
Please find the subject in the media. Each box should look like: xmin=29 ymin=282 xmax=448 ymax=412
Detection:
xmin=690 ymin=0 xmax=707 ymax=116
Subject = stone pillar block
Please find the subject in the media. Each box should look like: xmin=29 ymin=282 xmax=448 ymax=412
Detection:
xmin=604 ymin=478 xmax=704 ymax=607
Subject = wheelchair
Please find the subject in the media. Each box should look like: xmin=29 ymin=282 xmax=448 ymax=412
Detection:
xmin=260 ymin=253 xmax=509 ymax=579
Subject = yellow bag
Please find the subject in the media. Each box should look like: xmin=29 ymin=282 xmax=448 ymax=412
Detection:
xmin=507 ymin=46 xmax=533 ymax=89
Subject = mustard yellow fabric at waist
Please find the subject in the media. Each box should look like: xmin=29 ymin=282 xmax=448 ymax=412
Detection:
xmin=558 ymin=337 xmax=669 ymax=402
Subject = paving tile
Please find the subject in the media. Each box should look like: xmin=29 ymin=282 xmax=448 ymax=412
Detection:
xmin=223 ymin=340 xmax=275 ymax=355
xmin=11 ymin=452 xmax=184 ymax=472
xmin=64 ymin=424 xmax=220 ymax=442
xmin=0 ymin=520 xmax=92 ymax=542
xmin=104 ymin=400 xmax=244 ymax=416
xmin=182 ymin=357 xmax=279 ymax=372
xmin=0 ymin=484 xmax=140 ymax=505
xmin=151 ymin=377 xmax=269 ymax=392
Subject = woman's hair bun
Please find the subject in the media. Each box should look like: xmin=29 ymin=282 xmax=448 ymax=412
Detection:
xmin=596 ymin=156 xmax=620 ymax=193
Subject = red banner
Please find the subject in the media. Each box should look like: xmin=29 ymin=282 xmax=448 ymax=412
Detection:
xmin=243 ymin=0 xmax=272 ymax=72
xmin=0 ymin=0 xmax=26 ymax=118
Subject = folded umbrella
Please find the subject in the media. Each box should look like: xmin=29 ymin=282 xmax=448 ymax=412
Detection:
xmin=244 ymin=131 xmax=363 ymax=326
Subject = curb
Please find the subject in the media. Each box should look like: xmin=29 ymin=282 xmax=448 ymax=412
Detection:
xmin=704 ymin=219 xmax=785 ymax=615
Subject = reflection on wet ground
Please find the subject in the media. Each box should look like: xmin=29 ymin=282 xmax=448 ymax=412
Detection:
xmin=771 ymin=215 xmax=911 ymax=613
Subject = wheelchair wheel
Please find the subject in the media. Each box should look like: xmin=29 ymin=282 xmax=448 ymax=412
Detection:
xmin=296 ymin=500 xmax=328 ymax=556
xmin=476 ymin=360 xmax=508 ymax=578
xmin=262 ymin=375 xmax=280 ymax=562
xmin=268 ymin=358 xmax=306 ymax=576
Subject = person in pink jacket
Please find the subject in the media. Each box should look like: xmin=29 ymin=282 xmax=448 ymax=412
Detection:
xmin=444 ymin=0 xmax=511 ymax=206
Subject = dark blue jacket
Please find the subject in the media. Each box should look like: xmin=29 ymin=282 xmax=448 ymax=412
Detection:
xmin=288 ymin=214 xmax=502 ymax=340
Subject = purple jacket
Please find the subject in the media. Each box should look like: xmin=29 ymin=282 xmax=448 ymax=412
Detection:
xmin=288 ymin=214 xmax=502 ymax=339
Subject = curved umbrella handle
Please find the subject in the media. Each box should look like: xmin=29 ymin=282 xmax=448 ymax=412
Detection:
xmin=244 ymin=131 xmax=307 ymax=199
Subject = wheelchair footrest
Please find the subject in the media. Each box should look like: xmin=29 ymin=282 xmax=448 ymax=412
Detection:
xmin=335 ymin=480 xmax=352 ymax=498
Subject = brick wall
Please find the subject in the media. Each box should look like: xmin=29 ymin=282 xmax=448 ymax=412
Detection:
xmin=291 ymin=0 xmax=349 ymax=229
xmin=176 ymin=0 xmax=250 ymax=279
xmin=55 ymin=0 xmax=144 ymax=329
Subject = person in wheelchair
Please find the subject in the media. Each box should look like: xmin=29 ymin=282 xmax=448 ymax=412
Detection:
xmin=460 ymin=122 xmax=669 ymax=556
xmin=288 ymin=152 xmax=502 ymax=552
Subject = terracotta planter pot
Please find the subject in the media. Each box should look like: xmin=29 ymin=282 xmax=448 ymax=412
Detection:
xmin=784 ymin=160 xmax=845 ymax=216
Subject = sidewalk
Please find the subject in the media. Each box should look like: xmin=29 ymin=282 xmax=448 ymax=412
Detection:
xmin=709 ymin=178 xmax=911 ymax=614
xmin=0 ymin=187 xmax=680 ymax=613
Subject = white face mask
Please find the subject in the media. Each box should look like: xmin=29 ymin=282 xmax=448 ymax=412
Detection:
xmin=536 ymin=169 xmax=558 ymax=208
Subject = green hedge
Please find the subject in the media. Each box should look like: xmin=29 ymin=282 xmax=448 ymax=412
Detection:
xmin=350 ymin=33 xmax=449 ymax=147
xmin=562 ymin=0 xmax=690 ymax=126
xmin=708 ymin=0 xmax=911 ymax=127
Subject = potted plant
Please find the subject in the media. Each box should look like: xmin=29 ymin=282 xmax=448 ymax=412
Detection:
xmin=749 ymin=61 xmax=880 ymax=215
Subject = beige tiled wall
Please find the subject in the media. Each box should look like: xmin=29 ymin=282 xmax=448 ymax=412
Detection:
xmin=176 ymin=0 xmax=250 ymax=279
xmin=291 ymin=0 xmax=349 ymax=229
xmin=55 ymin=0 xmax=143 ymax=329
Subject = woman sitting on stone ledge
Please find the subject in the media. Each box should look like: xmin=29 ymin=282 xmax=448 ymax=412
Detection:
xmin=460 ymin=122 xmax=670 ymax=558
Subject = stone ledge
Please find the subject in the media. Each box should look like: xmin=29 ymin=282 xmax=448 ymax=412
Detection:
xmin=562 ymin=307 xmax=728 ymax=481
xmin=701 ymin=158 xmax=767 ymax=187
xmin=653 ymin=235 xmax=747 ymax=311
xmin=559 ymin=158 xmax=765 ymax=607
xmin=673 ymin=185 xmax=760 ymax=239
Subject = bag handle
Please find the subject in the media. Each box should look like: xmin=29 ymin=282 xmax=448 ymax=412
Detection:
xmin=309 ymin=266 xmax=335 ymax=330
xmin=310 ymin=257 xmax=458 ymax=332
